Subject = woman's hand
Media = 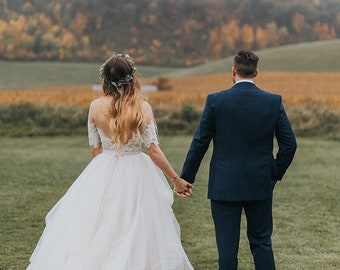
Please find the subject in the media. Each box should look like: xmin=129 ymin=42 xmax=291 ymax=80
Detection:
xmin=173 ymin=177 xmax=193 ymax=198
xmin=90 ymin=146 xmax=102 ymax=157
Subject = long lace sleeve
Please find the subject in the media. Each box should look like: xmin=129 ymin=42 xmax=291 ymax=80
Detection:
xmin=141 ymin=121 xmax=159 ymax=148
xmin=88 ymin=121 xmax=101 ymax=148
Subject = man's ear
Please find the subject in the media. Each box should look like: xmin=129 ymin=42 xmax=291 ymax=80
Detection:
xmin=232 ymin=67 xmax=237 ymax=76
xmin=254 ymin=68 xmax=259 ymax=77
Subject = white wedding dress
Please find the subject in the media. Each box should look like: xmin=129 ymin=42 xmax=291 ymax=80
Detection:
xmin=27 ymin=121 xmax=194 ymax=270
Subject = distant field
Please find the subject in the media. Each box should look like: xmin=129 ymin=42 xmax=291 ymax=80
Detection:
xmin=1 ymin=39 xmax=339 ymax=89
xmin=1 ymin=72 xmax=340 ymax=110
xmin=1 ymin=40 xmax=340 ymax=139
xmin=0 ymin=61 xmax=181 ymax=89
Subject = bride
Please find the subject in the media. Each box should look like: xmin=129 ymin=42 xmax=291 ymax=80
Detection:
xmin=26 ymin=53 xmax=194 ymax=270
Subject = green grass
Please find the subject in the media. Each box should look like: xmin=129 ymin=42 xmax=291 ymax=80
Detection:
xmin=1 ymin=135 xmax=339 ymax=269
xmin=165 ymin=39 xmax=340 ymax=77
xmin=1 ymin=39 xmax=339 ymax=89
xmin=0 ymin=61 xmax=181 ymax=89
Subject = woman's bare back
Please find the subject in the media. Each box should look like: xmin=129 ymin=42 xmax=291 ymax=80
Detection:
xmin=88 ymin=96 xmax=154 ymax=141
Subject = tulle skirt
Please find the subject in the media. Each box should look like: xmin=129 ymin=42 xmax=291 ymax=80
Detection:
xmin=27 ymin=150 xmax=194 ymax=270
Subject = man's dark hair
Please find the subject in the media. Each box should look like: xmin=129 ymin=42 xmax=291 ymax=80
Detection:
xmin=234 ymin=50 xmax=259 ymax=78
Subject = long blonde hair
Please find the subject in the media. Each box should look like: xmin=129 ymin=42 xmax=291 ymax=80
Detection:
xmin=100 ymin=54 xmax=146 ymax=146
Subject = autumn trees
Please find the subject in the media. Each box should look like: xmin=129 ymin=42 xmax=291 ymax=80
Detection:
xmin=0 ymin=0 xmax=339 ymax=66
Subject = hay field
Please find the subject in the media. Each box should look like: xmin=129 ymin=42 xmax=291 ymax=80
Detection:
xmin=1 ymin=72 xmax=340 ymax=110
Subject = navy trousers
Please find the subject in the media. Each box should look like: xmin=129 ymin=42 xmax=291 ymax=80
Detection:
xmin=211 ymin=198 xmax=276 ymax=270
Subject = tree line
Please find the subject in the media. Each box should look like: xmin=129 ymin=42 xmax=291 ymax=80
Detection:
xmin=1 ymin=0 xmax=340 ymax=66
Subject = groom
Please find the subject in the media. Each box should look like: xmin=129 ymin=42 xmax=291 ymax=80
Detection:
xmin=180 ymin=50 xmax=297 ymax=270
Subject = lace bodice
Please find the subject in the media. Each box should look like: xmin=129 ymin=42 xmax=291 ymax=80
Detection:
xmin=88 ymin=121 xmax=159 ymax=154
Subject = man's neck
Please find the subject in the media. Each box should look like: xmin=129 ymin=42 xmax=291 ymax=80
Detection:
xmin=234 ymin=78 xmax=255 ymax=84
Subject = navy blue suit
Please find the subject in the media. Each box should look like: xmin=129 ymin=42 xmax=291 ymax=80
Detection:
xmin=181 ymin=82 xmax=297 ymax=269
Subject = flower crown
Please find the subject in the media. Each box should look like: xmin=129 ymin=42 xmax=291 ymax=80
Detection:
xmin=99 ymin=53 xmax=137 ymax=90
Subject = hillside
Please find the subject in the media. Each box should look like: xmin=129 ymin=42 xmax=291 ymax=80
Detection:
xmin=165 ymin=39 xmax=340 ymax=77
xmin=1 ymin=0 xmax=340 ymax=66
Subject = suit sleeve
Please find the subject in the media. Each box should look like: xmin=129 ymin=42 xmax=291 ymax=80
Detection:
xmin=180 ymin=95 xmax=215 ymax=183
xmin=274 ymin=102 xmax=297 ymax=180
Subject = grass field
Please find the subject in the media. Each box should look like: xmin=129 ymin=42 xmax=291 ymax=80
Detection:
xmin=166 ymin=39 xmax=340 ymax=78
xmin=1 ymin=135 xmax=339 ymax=270
xmin=0 ymin=61 xmax=180 ymax=89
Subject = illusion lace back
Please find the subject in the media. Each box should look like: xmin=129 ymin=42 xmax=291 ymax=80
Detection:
xmin=27 ymin=120 xmax=193 ymax=270
xmin=87 ymin=121 xmax=159 ymax=153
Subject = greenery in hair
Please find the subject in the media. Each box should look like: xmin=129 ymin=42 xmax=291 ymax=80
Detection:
xmin=99 ymin=53 xmax=137 ymax=90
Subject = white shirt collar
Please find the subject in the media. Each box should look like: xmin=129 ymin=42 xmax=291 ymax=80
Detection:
xmin=234 ymin=79 xmax=255 ymax=85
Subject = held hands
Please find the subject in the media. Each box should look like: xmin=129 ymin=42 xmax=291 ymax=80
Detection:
xmin=172 ymin=176 xmax=193 ymax=198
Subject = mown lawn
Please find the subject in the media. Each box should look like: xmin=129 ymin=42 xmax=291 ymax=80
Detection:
xmin=0 ymin=135 xmax=339 ymax=269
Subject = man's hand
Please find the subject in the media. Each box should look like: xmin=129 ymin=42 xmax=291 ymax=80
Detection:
xmin=173 ymin=177 xmax=193 ymax=198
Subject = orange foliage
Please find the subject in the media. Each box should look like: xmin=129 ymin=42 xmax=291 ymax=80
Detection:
xmin=292 ymin=13 xmax=305 ymax=34
xmin=221 ymin=20 xmax=240 ymax=50
xmin=1 ymin=72 xmax=340 ymax=110
xmin=313 ymin=22 xmax=336 ymax=40
xmin=71 ymin=11 xmax=89 ymax=37
xmin=241 ymin=24 xmax=254 ymax=49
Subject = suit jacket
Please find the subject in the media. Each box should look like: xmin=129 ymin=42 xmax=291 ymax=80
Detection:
xmin=181 ymin=82 xmax=297 ymax=201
